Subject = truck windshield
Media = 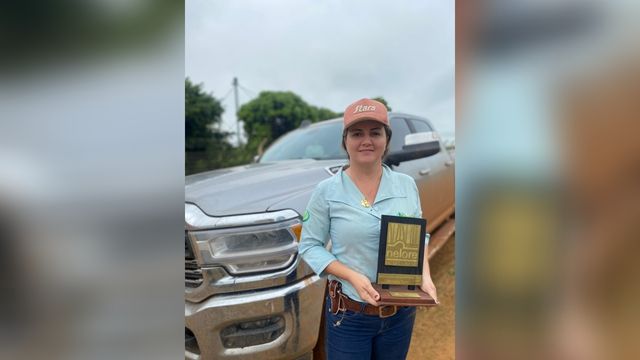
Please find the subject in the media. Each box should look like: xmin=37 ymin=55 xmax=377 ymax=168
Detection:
xmin=260 ymin=121 xmax=347 ymax=162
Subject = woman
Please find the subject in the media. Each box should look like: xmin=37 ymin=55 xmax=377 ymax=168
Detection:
xmin=299 ymin=98 xmax=438 ymax=359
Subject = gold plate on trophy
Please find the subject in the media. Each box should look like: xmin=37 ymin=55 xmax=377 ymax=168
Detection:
xmin=374 ymin=215 xmax=437 ymax=307
xmin=389 ymin=292 xmax=421 ymax=298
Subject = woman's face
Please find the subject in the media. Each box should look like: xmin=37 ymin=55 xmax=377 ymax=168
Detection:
xmin=344 ymin=120 xmax=387 ymax=165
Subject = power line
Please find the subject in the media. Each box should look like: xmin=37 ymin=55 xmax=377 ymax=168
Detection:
xmin=219 ymin=87 xmax=234 ymax=102
xmin=238 ymin=86 xmax=256 ymax=101
xmin=238 ymin=84 xmax=258 ymax=99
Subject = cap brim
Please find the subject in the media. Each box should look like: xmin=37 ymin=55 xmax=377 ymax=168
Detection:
xmin=344 ymin=116 xmax=388 ymax=129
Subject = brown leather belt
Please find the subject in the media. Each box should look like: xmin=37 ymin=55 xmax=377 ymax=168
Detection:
xmin=328 ymin=280 xmax=398 ymax=318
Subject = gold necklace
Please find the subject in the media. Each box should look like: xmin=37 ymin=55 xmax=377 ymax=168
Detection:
xmin=360 ymin=185 xmax=376 ymax=208
xmin=346 ymin=167 xmax=380 ymax=208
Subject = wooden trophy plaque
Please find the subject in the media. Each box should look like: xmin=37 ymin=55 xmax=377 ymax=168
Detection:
xmin=372 ymin=215 xmax=437 ymax=306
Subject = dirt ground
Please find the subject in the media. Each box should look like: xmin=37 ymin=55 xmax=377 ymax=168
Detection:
xmin=406 ymin=236 xmax=455 ymax=360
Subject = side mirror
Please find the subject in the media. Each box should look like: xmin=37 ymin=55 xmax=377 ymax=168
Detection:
xmin=384 ymin=132 xmax=441 ymax=166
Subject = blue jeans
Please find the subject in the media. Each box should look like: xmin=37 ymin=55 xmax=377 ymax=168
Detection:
xmin=325 ymin=296 xmax=417 ymax=360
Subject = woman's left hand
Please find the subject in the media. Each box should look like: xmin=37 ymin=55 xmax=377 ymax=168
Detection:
xmin=420 ymin=276 xmax=439 ymax=304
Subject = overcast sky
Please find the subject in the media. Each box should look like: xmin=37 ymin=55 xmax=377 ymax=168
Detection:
xmin=186 ymin=0 xmax=454 ymax=139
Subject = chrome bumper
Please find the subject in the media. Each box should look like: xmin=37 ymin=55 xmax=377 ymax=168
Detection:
xmin=185 ymin=275 xmax=325 ymax=360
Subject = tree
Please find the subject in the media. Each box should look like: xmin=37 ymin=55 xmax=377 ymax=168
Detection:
xmin=185 ymin=78 xmax=225 ymax=150
xmin=185 ymin=78 xmax=235 ymax=174
xmin=310 ymin=105 xmax=341 ymax=122
xmin=238 ymin=91 xmax=339 ymax=155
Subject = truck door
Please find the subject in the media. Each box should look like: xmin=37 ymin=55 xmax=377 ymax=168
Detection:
xmin=407 ymin=117 xmax=454 ymax=222
xmin=389 ymin=117 xmax=440 ymax=232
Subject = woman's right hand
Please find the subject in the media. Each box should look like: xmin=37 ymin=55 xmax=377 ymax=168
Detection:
xmin=348 ymin=271 xmax=380 ymax=306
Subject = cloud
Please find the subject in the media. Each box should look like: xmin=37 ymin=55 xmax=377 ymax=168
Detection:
xmin=186 ymin=0 xmax=455 ymax=135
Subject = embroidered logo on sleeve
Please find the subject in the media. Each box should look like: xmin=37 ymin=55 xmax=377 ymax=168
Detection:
xmin=302 ymin=210 xmax=310 ymax=222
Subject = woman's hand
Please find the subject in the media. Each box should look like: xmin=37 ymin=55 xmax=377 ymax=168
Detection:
xmin=348 ymin=272 xmax=380 ymax=306
xmin=420 ymin=276 xmax=439 ymax=304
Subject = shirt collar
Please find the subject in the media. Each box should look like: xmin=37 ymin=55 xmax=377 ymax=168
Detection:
xmin=375 ymin=164 xmax=407 ymax=202
xmin=326 ymin=164 xmax=407 ymax=205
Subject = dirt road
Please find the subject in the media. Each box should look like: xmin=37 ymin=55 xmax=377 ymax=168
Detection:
xmin=407 ymin=236 xmax=455 ymax=360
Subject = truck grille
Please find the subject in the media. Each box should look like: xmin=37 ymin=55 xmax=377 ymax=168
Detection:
xmin=185 ymin=232 xmax=203 ymax=288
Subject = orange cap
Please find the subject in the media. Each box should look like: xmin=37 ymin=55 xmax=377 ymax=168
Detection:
xmin=343 ymin=98 xmax=389 ymax=129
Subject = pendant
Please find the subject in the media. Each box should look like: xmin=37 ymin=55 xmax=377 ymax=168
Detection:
xmin=361 ymin=199 xmax=371 ymax=208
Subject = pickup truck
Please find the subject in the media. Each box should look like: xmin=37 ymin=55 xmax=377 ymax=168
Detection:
xmin=185 ymin=113 xmax=455 ymax=360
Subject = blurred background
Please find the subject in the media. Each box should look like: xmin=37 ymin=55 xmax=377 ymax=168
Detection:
xmin=0 ymin=1 xmax=184 ymax=359
xmin=457 ymin=0 xmax=640 ymax=359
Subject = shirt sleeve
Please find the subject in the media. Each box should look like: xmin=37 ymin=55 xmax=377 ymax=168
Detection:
xmin=298 ymin=184 xmax=336 ymax=277
xmin=411 ymin=179 xmax=430 ymax=246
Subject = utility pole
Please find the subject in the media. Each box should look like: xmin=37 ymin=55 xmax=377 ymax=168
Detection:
xmin=232 ymin=77 xmax=241 ymax=146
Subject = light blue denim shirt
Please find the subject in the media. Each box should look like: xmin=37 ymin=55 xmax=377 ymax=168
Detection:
xmin=299 ymin=164 xmax=429 ymax=302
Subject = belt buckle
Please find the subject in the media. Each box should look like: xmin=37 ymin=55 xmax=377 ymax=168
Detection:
xmin=378 ymin=305 xmax=397 ymax=318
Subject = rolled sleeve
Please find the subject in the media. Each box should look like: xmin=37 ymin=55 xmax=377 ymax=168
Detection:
xmin=298 ymin=184 xmax=336 ymax=276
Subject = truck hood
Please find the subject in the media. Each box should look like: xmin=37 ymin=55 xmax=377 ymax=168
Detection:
xmin=185 ymin=159 xmax=344 ymax=216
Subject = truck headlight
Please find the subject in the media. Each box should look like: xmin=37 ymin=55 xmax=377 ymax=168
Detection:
xmin=185 ymin=205 xmax=301 ymax=275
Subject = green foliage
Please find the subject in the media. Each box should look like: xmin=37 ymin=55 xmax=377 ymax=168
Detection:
xmin=238 ymin=91 xmax=310 ymax=153
xmin=186 ymin=81 xmax=374 ymax=174
xmin=238 ymin=91 xmax=340 ymax=155
xmin=310 ymin=105 xmax=341 ymax=122
xmin=371 ymin=96 xmax=392 ymax=112
xmin=185 ymin=78 xmax=247 ymax=174
xmin=185 ymin=77 xmax=225 ymax=151
xmin=186 ymin=140 xmax=253 ymax=175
